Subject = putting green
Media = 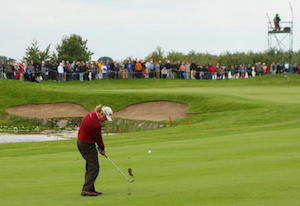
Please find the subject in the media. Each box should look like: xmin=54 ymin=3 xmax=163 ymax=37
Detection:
xmin=0 ymin=76 xmax=299 ymax=206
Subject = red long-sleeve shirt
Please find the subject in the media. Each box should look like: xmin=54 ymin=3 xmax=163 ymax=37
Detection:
xmin=208 ymin=65 xmax=217 ymax=73
xmin=77 ymin=112 xmax=105 ymax=151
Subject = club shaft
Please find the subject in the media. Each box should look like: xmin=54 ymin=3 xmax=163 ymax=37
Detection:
xmin=106 ymin=156 xmax=129 ymax=181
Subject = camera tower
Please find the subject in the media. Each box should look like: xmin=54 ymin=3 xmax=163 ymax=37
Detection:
xmin=267 ymin=2 xmax=293 ymax=52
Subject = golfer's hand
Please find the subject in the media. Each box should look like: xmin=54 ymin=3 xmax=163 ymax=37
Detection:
xmin=99 ymin=149 xmax=106 ymax=156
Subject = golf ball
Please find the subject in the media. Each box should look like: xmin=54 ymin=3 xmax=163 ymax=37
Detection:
xmin=148 ymin=150 xmax=152 ymax=153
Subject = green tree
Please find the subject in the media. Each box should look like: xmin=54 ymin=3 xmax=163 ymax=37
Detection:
xmin=292 ymin=51 xmax=300 ymax=64
xmin=166 ymin=51 xmax=185 ymax=63
xmin=0 ymin=56 xmax=15 ymax=65
xmin=98 ymin=56 xmax=113 ymax=63
xmin=23 ymin=40 xmax=51 ymax=64
xmin=145 ymin=46 xmax=165 ymax=62
xmin=56 ymin=34 xmax=93 ymax=62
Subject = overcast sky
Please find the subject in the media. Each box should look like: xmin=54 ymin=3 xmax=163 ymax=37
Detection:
xmin=0 ymin=0 xmax=298 ymax=61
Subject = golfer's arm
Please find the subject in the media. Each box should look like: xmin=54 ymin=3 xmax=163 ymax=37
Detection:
xmin=96 ymin=134 xmax=105 ymax=151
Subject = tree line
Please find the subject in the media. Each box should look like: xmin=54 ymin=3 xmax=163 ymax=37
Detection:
xmin=146 ymin=47 xmax=300 ymax=66
xmin=1 ymin=34 xmax=300 ymax=66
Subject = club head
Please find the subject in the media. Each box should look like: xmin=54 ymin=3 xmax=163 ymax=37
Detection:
xmin=128 ymin=178 xmax=135 ymax=183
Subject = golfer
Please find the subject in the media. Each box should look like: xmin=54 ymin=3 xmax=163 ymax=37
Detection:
xmin=77 ymin=105 xmax=113 ymax=196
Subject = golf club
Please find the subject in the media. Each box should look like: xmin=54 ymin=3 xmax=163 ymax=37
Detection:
xmin=104 ymin=155 xmax=135 ymax=183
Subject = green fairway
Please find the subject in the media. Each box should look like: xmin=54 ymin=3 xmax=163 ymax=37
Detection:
xmin=0 ymin=76 xmax=300 ymax=206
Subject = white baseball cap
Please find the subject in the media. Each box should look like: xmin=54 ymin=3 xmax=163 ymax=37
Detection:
xmin=101 ymin=106 xmax=113 ymax=121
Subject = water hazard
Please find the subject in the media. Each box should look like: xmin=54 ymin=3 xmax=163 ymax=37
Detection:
xmin=0 ymin=130 xmax=114 ymax=143
xmin=0 ymin=133 xmax=67 ymax=143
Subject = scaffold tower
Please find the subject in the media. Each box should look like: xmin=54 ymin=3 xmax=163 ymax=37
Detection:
xmin=267 ymin=3 xmax=294 ymax=52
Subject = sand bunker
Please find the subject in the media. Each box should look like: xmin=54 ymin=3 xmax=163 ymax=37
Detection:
xmin=114 ymin=101 xmax=189 ymax=121
xmin=5 ymin=103 xmax=88 ymax=119
xmin=5 ymin=101 xmax=189 ymax=121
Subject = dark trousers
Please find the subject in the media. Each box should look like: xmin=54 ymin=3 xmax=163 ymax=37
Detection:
xmin=77 ymin=140 xmax=99 ymax=192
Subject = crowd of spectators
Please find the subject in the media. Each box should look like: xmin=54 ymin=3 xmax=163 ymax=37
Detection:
xmin=1 ymin=59 xmax=300 ymax=82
